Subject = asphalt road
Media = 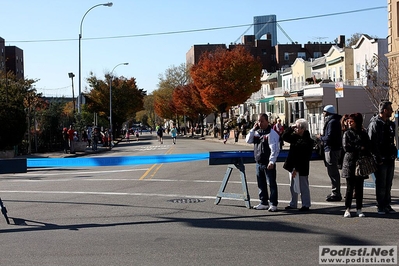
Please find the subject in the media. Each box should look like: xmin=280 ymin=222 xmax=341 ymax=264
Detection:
xmin=0 ymin=133 xmax=398 ymax=266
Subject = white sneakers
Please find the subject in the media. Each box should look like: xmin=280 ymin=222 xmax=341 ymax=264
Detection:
xmin=357 ymin=210 xmax=365 ymax=217
xmin=268 ymin=205 xmax=277 ymax=212
xmin=344 ymin=209 xmax=366 ymax=218
xmin=253 ymin=204 xmax=268 ymax=210
xmin=252 ymin=204 xmax=277 ymax=212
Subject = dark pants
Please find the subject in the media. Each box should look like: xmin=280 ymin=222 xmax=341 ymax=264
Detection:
xmin=256 ymin=163 xmax=278 ymax=206
xmin=375 ymin=160 xmax=395 ymax=210
xmin=345 ymin=178 xmax=364 ymax=209
xmin=324 ymin=150 xmax=341 ymax=196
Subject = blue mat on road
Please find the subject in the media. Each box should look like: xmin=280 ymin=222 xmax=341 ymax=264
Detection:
xmin=27 ymin=153 xmax=209 ymax=168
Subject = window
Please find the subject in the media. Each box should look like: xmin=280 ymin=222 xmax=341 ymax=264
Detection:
xmin=284 ymin=52 xmax=290 ymax=60
xmin=313 ymin=51 xmax=322 ymax=58
xmin=397 ymin=2 xmax=399 ymax=36
xmin=339 ymin=67 xmax=343 ymax=80
xmin=278 ymin=100 xmax=285 ymax=114
xmin=262 ymin=49 xmax=267 ymax=55
xmin=298 ymin=52 xmax=306 ymax=59
xmin=356 ymin=63 xmax=360 ymax=79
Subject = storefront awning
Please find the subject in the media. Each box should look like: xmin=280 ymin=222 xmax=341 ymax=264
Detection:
xmin=259 ymin=97 xmax=275 ymax=103
xmin=326 ymin=57 xmax=343 ymax=65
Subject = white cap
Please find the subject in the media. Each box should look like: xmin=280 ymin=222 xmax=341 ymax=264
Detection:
xmin=323 ymin=105 xmax=336 ymax=114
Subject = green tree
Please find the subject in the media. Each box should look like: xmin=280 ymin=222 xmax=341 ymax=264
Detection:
xmin=0 ymin=71 xmax=37 ymax=151
xmin=143 ymin=94 xmax=156 ymax=128
xmin=86 ymin=73 xmax=146 ymax=137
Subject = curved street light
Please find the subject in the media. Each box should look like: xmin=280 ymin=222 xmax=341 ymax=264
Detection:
xmin=109 ymin=62 xmax=129 ymax=147
xmin=78 ymin=2 xmax=113 ymax=113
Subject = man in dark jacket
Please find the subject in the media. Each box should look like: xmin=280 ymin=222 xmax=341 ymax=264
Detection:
xmin=368 ymin=101 xmax=397 ymax=214
xmin=320 ymin=105 xmax=342 ymax=201
xmin=246 ymin=113 xmax=280 ymax=211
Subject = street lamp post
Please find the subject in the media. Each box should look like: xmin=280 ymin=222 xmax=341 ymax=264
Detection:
xmin=109 ymin=62 xmax=129 ymax=147
xmin=78 ymin=2 xmax=113 ymax=114
xmin=68 ymin=72 xmax=76 ymax=113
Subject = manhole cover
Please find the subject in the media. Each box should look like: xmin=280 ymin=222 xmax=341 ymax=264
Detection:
xmin=168 ymin=198 xmax=205 ymax=204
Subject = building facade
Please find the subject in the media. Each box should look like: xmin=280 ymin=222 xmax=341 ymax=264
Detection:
xmin=0 ymin=36 xmax=24 ymax=80
xmin=5 ymin=46 xmax=24 ymax=79
xmin=387 ymin=0 xmax=399 ymax=110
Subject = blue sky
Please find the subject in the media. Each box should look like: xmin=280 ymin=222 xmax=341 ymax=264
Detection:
xmin=2 ymin=0 xmax=388 ymax=97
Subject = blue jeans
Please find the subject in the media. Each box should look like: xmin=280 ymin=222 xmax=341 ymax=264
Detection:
xmin=375 ymin=160 xmax=395 ymax=210
xmin=256 ymin=163 xmax=278 ymax=206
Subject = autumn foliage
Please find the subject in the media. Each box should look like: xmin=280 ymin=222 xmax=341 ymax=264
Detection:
xmin=86 ymin=74 xmax=146 ymax=131
xmin=190 ymin=45 xmax=262 ymax=113
xmin=172 ymin=83 xmax=211 ymax=120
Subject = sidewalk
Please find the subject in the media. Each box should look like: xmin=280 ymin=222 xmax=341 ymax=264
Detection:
xmin=17 ymin=142 xmax=116 ymax=159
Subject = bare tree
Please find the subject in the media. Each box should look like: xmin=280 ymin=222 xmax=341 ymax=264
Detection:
xmin=362 ymin=53 xmax=391 ymax=111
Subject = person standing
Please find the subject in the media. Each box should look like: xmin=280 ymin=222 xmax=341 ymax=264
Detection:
xmin=157 ymin=125 xmax=164 ymax=144
xmin=170 ymin=125 xmax=177 ymax=144
xmin=282 ymin=119 xmax=314 ymax=212
xmin=67 ymin=125 xmax=75 ymax=154
xmin=273 ymin=118 xmax=284 ymax=149
xmin=246 ymin=113 xmax=280 ymax=211
xmin=341 ymin=113 xmax=371 ymax=218
xmin=62 ymin=127 xmax=69 ymax=154
xmin=368 ymin=101 xmax=397 ymax=214
xmin=223 ymin=128 xmax=229 ymax=144
xmin=87 ymin=125 xmax=92 ymax=148
xmin=92 ymin=127 xmax=99 ymax=151
xmin=234 ymin=127 xmax=240 ymax=143
xmin=319 ymin=105 xmax=342 ymax=201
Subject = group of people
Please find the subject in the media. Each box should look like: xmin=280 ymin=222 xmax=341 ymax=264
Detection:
xmin=62 ymin=125 xmax=103 ymax=153
xmin=245 ymin=100 xmax=397 ymax=218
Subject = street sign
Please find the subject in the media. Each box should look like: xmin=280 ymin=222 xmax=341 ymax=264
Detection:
xmin=335 ymin=81 xmax=344 ymax=98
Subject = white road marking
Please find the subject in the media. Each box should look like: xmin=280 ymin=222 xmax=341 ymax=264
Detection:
xmin=0 ymin=190 xmax=395 ymax=209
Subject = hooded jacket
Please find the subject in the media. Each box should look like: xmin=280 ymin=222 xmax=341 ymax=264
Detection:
xmin=320 ymin=113 xmax=342 ymax=151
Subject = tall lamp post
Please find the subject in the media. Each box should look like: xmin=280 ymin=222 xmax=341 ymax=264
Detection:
xmin=78 ymin=2 xmax=113 ymax=114
xmin=68 ymin=72 xmax=76 ymax=113
xmin=109 ymin=62 xmax=129 ymax=146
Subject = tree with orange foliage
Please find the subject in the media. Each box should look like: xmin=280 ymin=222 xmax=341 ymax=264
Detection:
xmin=86 ymin=73 xmax=146 ymax=136
xmin=153 ymin=87 xmax=176 ymax=121
xmin=190 ymin=45 xmax=262 ymax=136
xmin=173 ymin=83 xmax=212 ymax=136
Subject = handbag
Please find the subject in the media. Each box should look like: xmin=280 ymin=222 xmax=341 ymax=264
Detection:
xmin=355 ymin=155 xmax=377 ymax=176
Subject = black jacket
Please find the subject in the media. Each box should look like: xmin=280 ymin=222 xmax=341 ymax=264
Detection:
xmin=320 ymin=113 xmax=342 ymax=151
xmin=367 ymin=115 xmax=397 ymax=164
xmin=341 ymin=129 xmax=371 ymax=179
xmin=282 ymin=128 xmax=314 ymax=176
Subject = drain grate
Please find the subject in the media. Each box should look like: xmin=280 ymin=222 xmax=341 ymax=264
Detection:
xmin=168 ymin=198 xmax=205 ymax=204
